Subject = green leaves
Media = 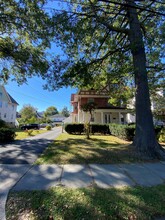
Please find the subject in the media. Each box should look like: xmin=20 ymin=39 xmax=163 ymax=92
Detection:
xmin=0 ymin=0 xmax=53 ymax=84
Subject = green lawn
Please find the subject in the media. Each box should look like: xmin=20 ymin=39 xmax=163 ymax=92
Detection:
xmin=15 ymin=129 xmax=48 ymax=140
xmin=36 ymin=133 xmax=157 ymax=164
xmin=6 ymin=185 xmax=165 ymax=220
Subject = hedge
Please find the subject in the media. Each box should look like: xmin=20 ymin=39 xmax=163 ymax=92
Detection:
xmin=64 ymin=123 xmax=110 ymax=135
xmin=0 ymin=128 xmax=16 ymax=142
xmin=109 ymin=124 xmax=135 ymax=141
xmin=91 ymin=124 xmax=110 ymax=134
xmin=65 ymin=123 xmax=84 ymax=134
xmin=109 ymin=123 xmax=163 ymax=141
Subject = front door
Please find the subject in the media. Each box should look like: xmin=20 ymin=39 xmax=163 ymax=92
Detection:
xmin=104 ymin=114 xmax=111 ymax=124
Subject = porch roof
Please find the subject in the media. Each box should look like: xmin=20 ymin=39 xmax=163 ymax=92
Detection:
xmin=97 ymin=106 xmax=126 ymax=110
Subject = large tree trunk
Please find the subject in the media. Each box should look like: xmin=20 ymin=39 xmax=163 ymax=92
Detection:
xmin=126 ymin=0 xmax=165 ymax=159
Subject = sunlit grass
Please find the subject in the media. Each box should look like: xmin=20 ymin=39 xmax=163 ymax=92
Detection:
xmin=36 ymin=133 xmax=149 ymax=164
xmin=6 ymin=185 xmax=165 ymax=220
xmin=15 ymin=129 xmax=48 ymax=140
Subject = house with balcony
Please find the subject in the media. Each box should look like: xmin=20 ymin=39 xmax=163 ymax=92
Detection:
xmin=71 ymin=88 xmax=133 ymax=124
xmin=0 ymin=85 xmax=19 ymax=126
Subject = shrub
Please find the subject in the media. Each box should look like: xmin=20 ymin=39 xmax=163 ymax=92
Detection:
xmin=109 ymin=124 xmax=163 ymax=141
xmin=46 ymin=125 xmax=52 ymax=130
xmin=0 ymin=128 xmax=16 ymax=142
xmin=0 ymin=119 xmax=8 ymax=128
xmin=24 ymin=129 xmax=34 ymax=136
xmin=109 ymin=123 xmax=135 ymax=141
xmin=65 ymin=123 xmax=110 ymax=135
xmin=159 ymin=128 xmax=165 ymax=142
xmin=65 ymin=123 xmax=84 ymax=134
xmin=91 ymin=124 xmax=110 ymax=134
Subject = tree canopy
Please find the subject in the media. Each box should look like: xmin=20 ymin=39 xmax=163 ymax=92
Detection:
xmin=61 ymin=106 xmax=70 ymax=117
xmin=19 ymin=104 xmax=37 ymax=123
xmin=0 ymin=0 xmax=54 ymax=84
xmin=44 ymin=106 xmax=59 ymax=117
xmin=43 ymin=0 xmax=165 ymax=92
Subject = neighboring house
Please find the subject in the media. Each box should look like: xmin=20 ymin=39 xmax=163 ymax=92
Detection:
xmin=48 ymin=114 xmax=66 ymax=123
xmin=151 ymin=89 xmax=165 ymax=126
xmin=126 ymin=89 xmax=165 ymax=126
xmin=127 ymin=97 xmax=136 ymax=124
xmin=71 ymin=88 xmax=132 ymax=124
xmin=36 ymin=111 xmax=44 ymax=119
xmin=0 ymin=85 xmax=19 ymax=126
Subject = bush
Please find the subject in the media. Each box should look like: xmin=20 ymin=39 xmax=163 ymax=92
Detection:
xmin=65 ymin=123 xmax=110 ymax=135
xmin=65 ymin=123 xmax=84 ymax=134
xmin=109 ymin=123 xmax=135 ymax=141
xmin=109 ymin=124 xmax=163 ymax=141
xmin=159 ymin=128 xmax=165 ymax=142
xmin=0 ymin=119 xmax=8 ymax=128
xmin=24 ymin=129 xmax=33 ymax=136
xmin=91 ymin=124 xmax=110 ymax=134
xmin=46 ymin=125 xmax=52 ymax=130
xmin=0 ymin=128 xmax=16 ymax=142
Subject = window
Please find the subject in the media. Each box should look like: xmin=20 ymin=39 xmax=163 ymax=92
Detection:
xmin=0 ymin=92 xmax=2 ymax=99
xmin=6 ymin=102 xmax=8 ymax=108
xmin=11 ymin=114 xmax=13 ymax=120
xmin=12 ymin=105 xmax=14 ymax=110
xmin=0 ymin=101 xmax=2 ymax=108
xmin=0 ymin=113 xmax=1 ymax=118
xmin=4 ymin=113 xmax=6 ymax=118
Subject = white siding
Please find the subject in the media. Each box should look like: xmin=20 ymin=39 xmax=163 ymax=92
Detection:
xmin=0 ymin=86 xmax=18 ymax=125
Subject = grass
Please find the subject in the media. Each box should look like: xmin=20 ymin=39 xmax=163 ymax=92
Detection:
xmin=6 ymin=185 xmax=165 ymax=220
xmin=15 ymin=129 xmax=48 ymax=140
xmin=36 ymin=133 xmax=157 ymax=164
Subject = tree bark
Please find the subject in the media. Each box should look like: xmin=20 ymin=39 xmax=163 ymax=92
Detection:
xmin=126 ymin=0 xmax=165 ymax=159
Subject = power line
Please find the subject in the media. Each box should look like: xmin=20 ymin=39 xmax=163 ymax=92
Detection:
xmin=5 ymin=87 xmax=58 ymax=107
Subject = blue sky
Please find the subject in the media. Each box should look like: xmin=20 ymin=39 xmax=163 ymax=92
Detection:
xmin=2 ymin=0 xmax=78 ymax=113
xmin=5 ymin=78 xmax=77 ymax=112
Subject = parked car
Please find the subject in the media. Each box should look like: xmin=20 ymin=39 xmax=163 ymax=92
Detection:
xmin=20 ymin=124 xmax=40 ymax=130
xmin=40 ymin=123 xmax=49 ymax=128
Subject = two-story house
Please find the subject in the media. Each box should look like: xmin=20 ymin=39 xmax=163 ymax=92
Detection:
xmin=71 ymin=88 xmax=132 ymax=124
xmin=0 ymin=85 xmax=19 ymax=126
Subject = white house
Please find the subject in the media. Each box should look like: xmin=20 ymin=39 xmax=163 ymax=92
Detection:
xmin=48 ymin=114 xmax=66 ymax=123
xmin=126 ymin=89 xmax=165 ymax=125
xmin=0 ymin=85 xmax=19 ymax=126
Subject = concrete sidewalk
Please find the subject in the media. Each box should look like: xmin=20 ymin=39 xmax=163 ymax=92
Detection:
xmin=1 ymin=162 xmax=165 ymax=220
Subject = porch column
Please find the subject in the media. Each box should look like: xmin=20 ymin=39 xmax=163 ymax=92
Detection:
xmin=101 ymin=112 xmax=104 ymax=124
xmin=83 ymin=111 xmax=85 ymax=123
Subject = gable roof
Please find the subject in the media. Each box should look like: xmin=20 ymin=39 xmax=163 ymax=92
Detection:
xmin=7 ymin=93 xmax=19 ymax=105
xmin=0 ymin=85 xmax=19 ymax=105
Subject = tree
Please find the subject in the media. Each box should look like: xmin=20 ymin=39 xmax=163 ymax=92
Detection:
xmin=19 ymin=104 xmax=37 ymax=123
xmin=81 ymin=102 xmax=97 ymax=139
xmin=45 ymin=0 xmax=165 ymax=158
xmin=0 ymin=0 xmax=54 ymax=84
xmin=1 ymin=1 xmax=165 ymax=158
xmin=61 ymin=106 xmax=70 ymax=117
xmin=44 ymin=106 xmax=58 ymax=117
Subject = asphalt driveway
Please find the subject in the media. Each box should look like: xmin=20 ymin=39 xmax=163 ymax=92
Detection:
xmin=0 ymin=127 xmax=62 ymax=164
